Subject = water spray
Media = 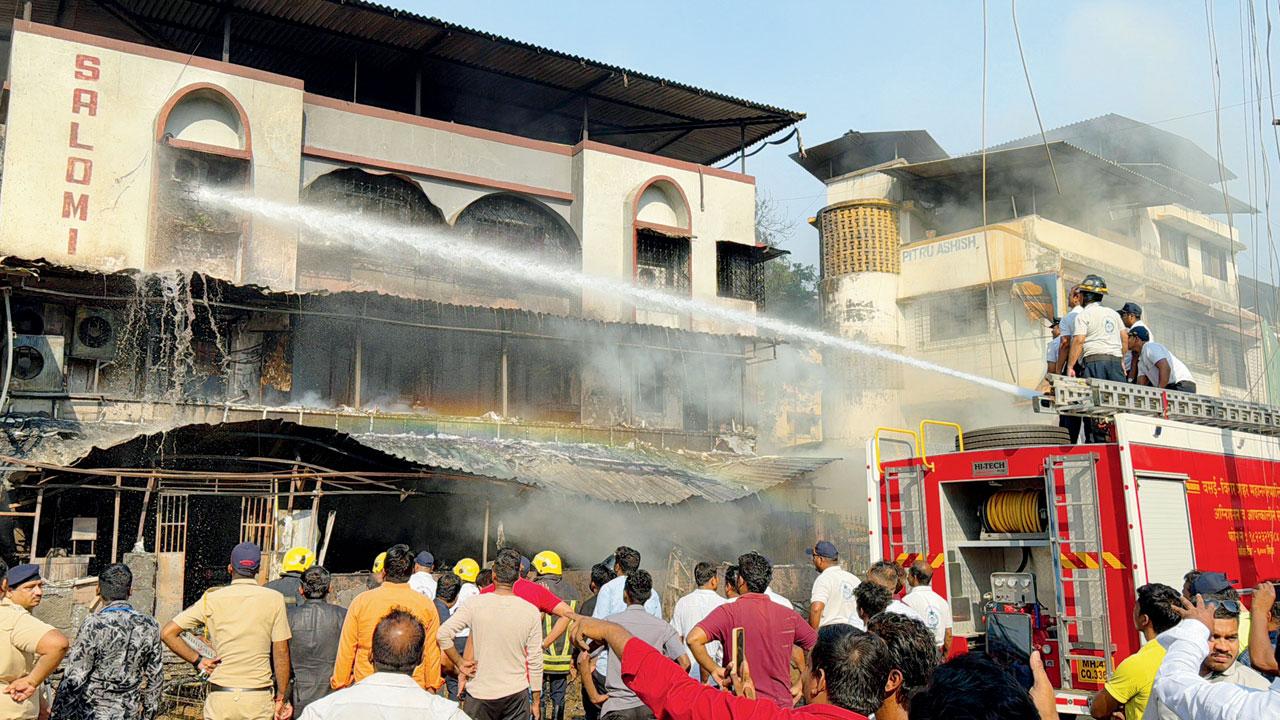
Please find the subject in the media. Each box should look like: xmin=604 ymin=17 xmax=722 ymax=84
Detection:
xmin=203 ymin=189 xmax=1039 ymax=400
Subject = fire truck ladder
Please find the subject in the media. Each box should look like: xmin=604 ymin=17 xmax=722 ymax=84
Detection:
xmin=1044 ymin=454 xmax=1113 ymax=688
xmin=883 ymin=464 xmax=928 ymax=566
xmin=1037 ymin=375 xmax=1280 ymax=435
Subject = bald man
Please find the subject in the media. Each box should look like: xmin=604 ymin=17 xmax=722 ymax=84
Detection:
xmin=300 ymin=611 xmax=469 ymax=719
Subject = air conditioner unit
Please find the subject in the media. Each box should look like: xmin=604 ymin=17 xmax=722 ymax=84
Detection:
xmin=70 ymin=307 xmax=120 ymax=361
xmin=10 ymin=335 xmax=65 ymax=393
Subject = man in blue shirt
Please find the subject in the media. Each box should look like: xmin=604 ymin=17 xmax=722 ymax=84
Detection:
xmin=591 ymin=546 xmax=663 ymax=678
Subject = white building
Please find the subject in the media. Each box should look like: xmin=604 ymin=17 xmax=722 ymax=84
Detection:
xmin=796 ymin=116 xmax=1263 ymax=441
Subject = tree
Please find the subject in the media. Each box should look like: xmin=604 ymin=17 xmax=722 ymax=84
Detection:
xmin=755 ymin=194 xmax=819 ymax=325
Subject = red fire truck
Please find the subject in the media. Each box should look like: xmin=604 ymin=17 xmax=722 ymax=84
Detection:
xmin=868 ymin=377 xmax=1280 ymax=715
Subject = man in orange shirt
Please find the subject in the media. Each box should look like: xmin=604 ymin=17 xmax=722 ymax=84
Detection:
xmin=331 ymin=544 xmax=443 ymax=692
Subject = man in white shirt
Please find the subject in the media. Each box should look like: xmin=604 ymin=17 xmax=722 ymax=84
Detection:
xmin=900 ymin=560 xmax=952 ymax=651
xmin=591 ymin=546 xmax=662 ymax=678
xmin=1119 ymin=302 xmax=1148 ymax=380
xmin=1055 ymin=288 xmax=1084 ymax=443
xmin=669 ymin=562 xmax=726 ymax=681
xmin=1129 ymin=327 xmax=1196 ymax=393
xmin=301 ymin=609 xmax=470 ymax=720
xmin=1065 ymin=275 xmax=1127 ymax=442
xmin=410 ymin=551 xmax=438 ymax=600
xmin=1150 ymin=595 xmax=1280 ymax=720
xmin=806 ymin=540 xmax=862 ymax=630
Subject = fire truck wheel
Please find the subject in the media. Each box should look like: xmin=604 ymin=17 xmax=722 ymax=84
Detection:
xmin=958 ymin=424 xmax=1072 ymax=450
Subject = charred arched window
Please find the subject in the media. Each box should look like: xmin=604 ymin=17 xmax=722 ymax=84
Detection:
xmin=152 ymin=85 xmax=251 ymax=281
xmin=454 ymin=193 xmax=580 ymax=311
xmin=297 ymin=168 xmax=446 ymax=290
xmin=455 ymin=193 xmax=579 ymax=267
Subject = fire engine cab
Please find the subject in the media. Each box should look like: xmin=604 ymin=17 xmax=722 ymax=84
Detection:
xmin=868 ymin=377 xmax=1280 ymax=715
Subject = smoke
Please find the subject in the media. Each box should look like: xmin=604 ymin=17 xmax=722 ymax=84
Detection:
xmin=201 ymin=189 xmax=1037 ymax=403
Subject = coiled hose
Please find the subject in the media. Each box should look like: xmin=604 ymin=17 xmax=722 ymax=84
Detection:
xmin=982 ymin=489 xmax=1045 ymax=534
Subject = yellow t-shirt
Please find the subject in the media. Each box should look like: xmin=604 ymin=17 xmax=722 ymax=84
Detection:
xmin=1104 ymin=639 xmax=1166 ymax=720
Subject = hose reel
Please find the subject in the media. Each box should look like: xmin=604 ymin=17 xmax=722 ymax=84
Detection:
xmin=981 ymin=489 xmax=1046 ymax=534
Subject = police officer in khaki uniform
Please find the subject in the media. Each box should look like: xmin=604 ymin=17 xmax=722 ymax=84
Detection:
xmin=161 ymin=542 xmax=293 ymax=720
xmin=0 ymin=563 xmax=68 ymax=720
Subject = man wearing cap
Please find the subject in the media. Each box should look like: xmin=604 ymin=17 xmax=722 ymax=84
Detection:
xmin=1150 ymin=580 xmax=1270 ymax=719
xmin=333 ymin=544 xmax=442 ymax=693
xmin=1129 ymin=327 xmax=1196 ymax=393
xmin=410 ymin=552 xmax=438 ymax=601
xmin=1054 ymin=287 xmax=1085 ymax=443
xmin=807 ymin=541 xmax=862 ymax=631
xmin=1119 ymin=302 xmax=1148 ymax=381
xmin=0 ymin=562 xmax=68 ymax=720
xmin=49 ymin=563 xmax=163 ymax=720
xmin=162 ymin=542 xmax=292 ymax=720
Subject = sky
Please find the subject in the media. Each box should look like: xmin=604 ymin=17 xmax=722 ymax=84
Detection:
xmin=401 ymin=1 xmax=1280 ymax=283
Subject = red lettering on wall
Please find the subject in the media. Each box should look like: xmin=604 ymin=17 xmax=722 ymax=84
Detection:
xmin=71 ymin=88 xmax=98 ymax=116
xmin=68 ymin=122 xmax=93 ymax=151
xmin=73 ymin=55 xmax=100 ymax=82
xmin=66 ymin=157 xmax=92 ymax=185
xmin=63 ymin=55 xmax=102 ymax=255
xmin=62 ymin=192 xmax=89 ymax=222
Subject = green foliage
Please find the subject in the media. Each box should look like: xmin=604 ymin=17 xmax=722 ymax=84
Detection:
xmin=762 ymin=260 xmax=819 ymax=324
xmin=755 ymin=194 xmax=819 ymax=325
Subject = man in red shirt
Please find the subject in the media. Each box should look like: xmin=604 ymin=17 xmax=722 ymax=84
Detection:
xmin=687 ymin=552 xmax=817 ymax=708
xmin=570 ymin=614 xmax=890 ymax=720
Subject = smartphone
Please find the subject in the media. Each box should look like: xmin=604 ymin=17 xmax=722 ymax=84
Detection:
xmin=985 ymin=612 xmax=1033 ymax=690
xmin=731 ymin=627 xmax=745 ymax=677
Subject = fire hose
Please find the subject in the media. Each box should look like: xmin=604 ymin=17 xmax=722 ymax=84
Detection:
xmin=982 ymin=490 xmax=1045 ymax=534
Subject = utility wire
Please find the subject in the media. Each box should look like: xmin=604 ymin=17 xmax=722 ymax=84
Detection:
xmin=1010 ymin=0 xmax=1060 ymax=195
xmin=978 ymin=0 xmax=1018 ymax=384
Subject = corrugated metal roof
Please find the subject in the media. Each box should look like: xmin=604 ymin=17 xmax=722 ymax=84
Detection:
xmin=987 ymin=113 xmax=1236 ymax=184
xmin=882 ymin=142 xmax=1256 ymax=215
xmin=353 ymin=432 xmax=836 ymax=505
xmin=8 ymin=0 xmax=804 ymax=165
xmin=2 ymin=418 xmax=835 ymax=506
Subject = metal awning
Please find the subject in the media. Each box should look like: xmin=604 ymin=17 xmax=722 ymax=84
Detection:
xmin=882 ymin=142 xmax=1255 ymax=215
xmin=7 ymin=1 xmax=804 ymax=164
xmin=0 ymin=419 xmax=837 ymax=506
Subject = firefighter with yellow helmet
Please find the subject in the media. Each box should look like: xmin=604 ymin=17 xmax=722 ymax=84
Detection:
xmin=1064 ymin=273 xmax=1127 ymax=442
xmin=450 ymin=558 xmax=482 ymax=650
xmin=532 ymin=550 xmax=579 ymax=720
xmin=265 ymin=546 xmax=315 ymax=606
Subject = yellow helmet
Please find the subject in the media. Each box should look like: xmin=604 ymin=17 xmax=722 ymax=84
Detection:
xmin=282 ymin=547 xmax=315 ymax=574
xmin=372 ymin=551 xmax=387 ymax=574
xmin=532 ymin=550 xmax=563 ymax=576
xmin=453 ymin=557 xmax=480 ymax=583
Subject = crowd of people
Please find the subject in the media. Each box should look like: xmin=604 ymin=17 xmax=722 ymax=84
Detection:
xmin=1043 ymin=275 xmax=1197 ymax=443
xmin=0 ymin=538 xmax=1272 ymax=719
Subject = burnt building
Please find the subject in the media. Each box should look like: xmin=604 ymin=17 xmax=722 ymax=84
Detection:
xmin=0 ymin=1 xmax=846 ymax=618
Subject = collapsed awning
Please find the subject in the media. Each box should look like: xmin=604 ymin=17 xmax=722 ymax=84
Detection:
xmin=0 ymin=418 xmax=838 ymax=506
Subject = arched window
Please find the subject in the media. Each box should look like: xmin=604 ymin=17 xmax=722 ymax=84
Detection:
xmin=297 ymin=168 xmax=445 ymax=289
xmin=454 ymin=193 xmax=580 ymax=311
xmin=635 ymin=180 xmax=690 ymax=230
xmin=151 ymin=84 xmax=251 ymax=280
xmin=632 ymin=178 xmax=692 ymax=295
xmin=455 ymin=193 xmax=579 ymax=266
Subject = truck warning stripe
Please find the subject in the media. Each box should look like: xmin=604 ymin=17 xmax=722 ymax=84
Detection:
xmin=929 ymin=553 xmax=945 ymax=569
xmin=1060 ymin=552 xmax=1103 ymax=569
xmin=1102 ymin=552 xmax=1125 ymax=570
